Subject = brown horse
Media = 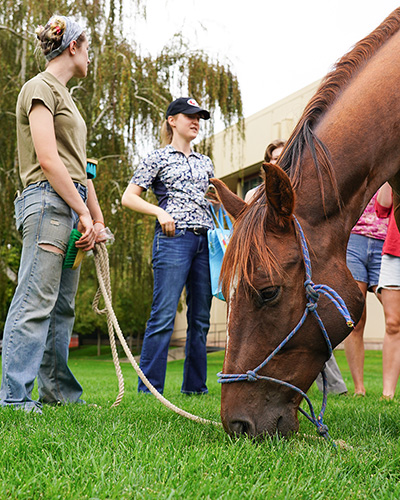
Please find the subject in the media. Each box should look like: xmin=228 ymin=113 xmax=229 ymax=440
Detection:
xmin=212 ymin=7 xmax=400 ymax=439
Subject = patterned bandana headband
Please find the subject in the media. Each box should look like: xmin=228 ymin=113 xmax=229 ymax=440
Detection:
xmin=46 ymin=16 xmax=83 ymax=61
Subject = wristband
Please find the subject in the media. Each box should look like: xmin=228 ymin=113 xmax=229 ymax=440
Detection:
xmin=93 ymin=220 xmax=105 ymax=227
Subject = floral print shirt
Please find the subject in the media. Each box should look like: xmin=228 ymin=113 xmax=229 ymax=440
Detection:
xmin=351 ymin=191 xmax=388 ymax=241
xmin=130 ymin=145 xmax=214 ymax=231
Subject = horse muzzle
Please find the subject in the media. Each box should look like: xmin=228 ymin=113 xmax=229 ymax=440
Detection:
xmin=221 ymin=405 xmax=299 ymax=439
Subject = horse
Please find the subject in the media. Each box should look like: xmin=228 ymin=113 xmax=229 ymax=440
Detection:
xmin=211 ymin=7 xmax=400 ymax=439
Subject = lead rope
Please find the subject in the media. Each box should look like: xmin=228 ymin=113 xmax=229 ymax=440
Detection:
xmin=92 ymin=242 xmax=221 ymax=426
xmin=92 ymin=241 xmax=350 ymax=449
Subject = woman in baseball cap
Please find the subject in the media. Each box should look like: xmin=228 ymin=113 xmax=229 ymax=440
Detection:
xmin=165 ymin=97 xmax=210 ymax=120
xmin=122 ymin=97 xmax=215 ymax=396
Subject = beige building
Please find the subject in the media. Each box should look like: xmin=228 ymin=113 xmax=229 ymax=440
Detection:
xmin=173 ymin=80 xmax=385 ymax=349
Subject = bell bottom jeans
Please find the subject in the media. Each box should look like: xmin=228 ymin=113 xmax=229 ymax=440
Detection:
xmin=138 ymin=229 xmax=212 ymax=395
xmin=0 ymin=181 xmax=86 ymax=412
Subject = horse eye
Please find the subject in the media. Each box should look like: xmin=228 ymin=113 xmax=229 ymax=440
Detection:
xmin=257 ymin=286 xmax=280 ymax=305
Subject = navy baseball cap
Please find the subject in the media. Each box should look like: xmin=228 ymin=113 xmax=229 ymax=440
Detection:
xmin=166 ymin=97 xmax=210 ymax=120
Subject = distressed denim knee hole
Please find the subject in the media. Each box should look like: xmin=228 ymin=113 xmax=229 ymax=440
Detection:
xmin=38 ymin=243 xmax=64 ymax=255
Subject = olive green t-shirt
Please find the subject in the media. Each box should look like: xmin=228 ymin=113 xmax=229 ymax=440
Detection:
xmin=16 ymin=71 xmax=87 ymax=188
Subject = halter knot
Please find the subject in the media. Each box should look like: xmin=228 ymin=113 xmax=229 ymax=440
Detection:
xmin=246 ymin=370 xmax=258 ymax=382
xmin=305 ymin=280 xmax=319 ymax=301
xmin=317 ymin=424 xmax=329 ymax=437
xmin=306 ymin=302 xmax=318 ymax=312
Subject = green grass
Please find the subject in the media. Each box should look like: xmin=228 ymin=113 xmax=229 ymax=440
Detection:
xmin=1 ymin=349 xmax=400 ymax=499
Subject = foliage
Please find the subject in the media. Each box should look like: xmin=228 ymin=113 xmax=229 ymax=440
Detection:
xmin=1 ymin=351 xmax=400 ymax=499
xmin=0 ymin=237 xmax=20 ymax=331
xmin=0 ymin=0 xmax=243 ymax=339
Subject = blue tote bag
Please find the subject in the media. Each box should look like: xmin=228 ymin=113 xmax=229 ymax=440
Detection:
xmin=207 ymin=205 xmax=233 ymax=301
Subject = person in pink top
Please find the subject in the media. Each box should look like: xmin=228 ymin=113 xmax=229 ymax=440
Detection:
xmin=376 ymin=183 xmax=400 ymax=400
xmin=344 ymin=188 xmax=389 ymax=396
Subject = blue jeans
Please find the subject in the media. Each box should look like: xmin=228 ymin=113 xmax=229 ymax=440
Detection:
xmin=138 ymin=229 xmax=212 ymax=395
xmin=0 ymin=181 xmax=87 ymax=412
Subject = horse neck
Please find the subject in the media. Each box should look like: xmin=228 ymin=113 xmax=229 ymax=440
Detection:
xmin=294 ymin=29 xmax=400 ymax=243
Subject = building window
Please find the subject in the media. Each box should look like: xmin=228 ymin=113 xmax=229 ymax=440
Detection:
xmin=242 ymin=174 xmax=261 ymax=200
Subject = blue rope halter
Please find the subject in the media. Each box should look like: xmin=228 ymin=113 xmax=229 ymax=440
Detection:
xmin=218 ymin=215 xmax=354 ymax=445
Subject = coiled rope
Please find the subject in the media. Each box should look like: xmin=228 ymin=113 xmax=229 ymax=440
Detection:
xmin=92 ymin=242 xmax=221 ymax=426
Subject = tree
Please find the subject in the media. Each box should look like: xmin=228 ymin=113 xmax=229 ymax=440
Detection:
xmin=0 ymin=0 xmax=243 ymax=340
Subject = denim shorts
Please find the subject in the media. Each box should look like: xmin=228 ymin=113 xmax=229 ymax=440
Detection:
xmin=346 ymin=233 xmax=384 ymax=290
xmin=377 ymin=254 xmax=400 ymax=292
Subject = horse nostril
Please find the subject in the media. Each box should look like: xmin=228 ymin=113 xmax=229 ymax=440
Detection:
xmin=229 ymin=420 xmax=253 ymax=436
xmin=276 ymin=414 xmax=298 ymax=437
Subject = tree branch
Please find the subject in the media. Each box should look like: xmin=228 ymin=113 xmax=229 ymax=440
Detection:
xmin=91 ymin=104 xmax=112 ymax=131
xmin=97 ymin=154 xmax=127 ymax=161
xmin=0 ymin=259 xmax=17 ymax=284
xmin=0 ymin=25 xmax=32 ymax=43
xmin=70 ymin=82 xmax=85 ymax=96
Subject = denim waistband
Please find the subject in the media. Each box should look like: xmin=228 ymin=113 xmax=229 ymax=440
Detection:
xmin=23 ymin=180 xmax=87 ymax=202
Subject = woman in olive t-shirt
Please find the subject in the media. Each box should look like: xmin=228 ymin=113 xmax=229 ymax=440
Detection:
xmin=0 ymin=15 xmax=105 ymax=414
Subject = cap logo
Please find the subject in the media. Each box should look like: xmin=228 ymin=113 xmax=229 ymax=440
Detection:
xmin=187 ymin=98 xmax=199 ymax=107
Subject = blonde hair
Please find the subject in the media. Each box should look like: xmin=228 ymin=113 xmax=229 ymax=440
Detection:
xmin=35 ymin=15 xmax=85 ymax=59
xmin=160 ymin=119 xmax=173 ymax=147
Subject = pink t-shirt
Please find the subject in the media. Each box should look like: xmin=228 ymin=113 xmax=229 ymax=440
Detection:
xmin=351 ymin=192 xmax=388 ymax=241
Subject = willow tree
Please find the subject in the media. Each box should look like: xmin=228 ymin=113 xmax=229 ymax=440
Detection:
xmin=0 ymin=0 xmax=243 ymax=340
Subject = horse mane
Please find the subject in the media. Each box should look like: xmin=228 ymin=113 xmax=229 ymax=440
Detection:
xmin=222 ymin=8 xmax=400 ymax=296
xmin=279 ymin=8 xmax=400 ymax=198
xmin=221 ymin=200 xmax=292 ymax=299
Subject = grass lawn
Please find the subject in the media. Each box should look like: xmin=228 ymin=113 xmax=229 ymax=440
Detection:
xmin=1 ymin=348 xmax=400 ymax=499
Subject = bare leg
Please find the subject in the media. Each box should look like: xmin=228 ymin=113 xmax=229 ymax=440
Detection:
xmin=344 ymin=281 xmax=368 ymax=395
xmin=381 ymin=288 xmax=400 ymax=399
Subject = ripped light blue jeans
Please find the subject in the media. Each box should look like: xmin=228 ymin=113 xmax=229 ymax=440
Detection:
xmin=0 ymin=181 xmax=87 ymax=412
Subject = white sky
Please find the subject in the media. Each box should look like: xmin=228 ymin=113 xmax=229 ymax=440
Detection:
xmin=128 ymin=1 xmax=400 ymax=130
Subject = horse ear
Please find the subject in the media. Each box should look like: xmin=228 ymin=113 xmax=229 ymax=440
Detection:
xmin=210 ymin=177 xmax=246 ymax=220
xmin=262 ymin=162 xmax=295 ymax=219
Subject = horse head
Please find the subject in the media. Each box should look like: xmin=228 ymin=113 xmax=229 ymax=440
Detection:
xmin=209 ymin=8 xmax=400 ymax=438
xmin=211 ymin=164 xmax=363 ymax=439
